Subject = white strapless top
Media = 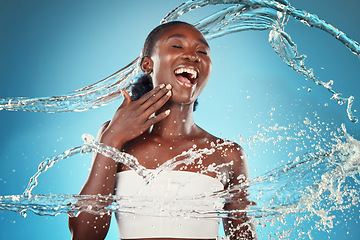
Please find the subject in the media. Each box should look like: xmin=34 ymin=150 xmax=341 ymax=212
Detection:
xmin=114 ymin=170 xmax=224 ymax=239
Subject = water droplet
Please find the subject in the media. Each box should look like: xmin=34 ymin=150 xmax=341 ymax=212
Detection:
xmin=20 ymin=210 xmax=27 ymax=218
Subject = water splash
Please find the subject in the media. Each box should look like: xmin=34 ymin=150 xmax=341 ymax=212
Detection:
xmin=0 ymin=0 xmax=358 ymax=122
xmin=1 ymin=120 xmax=358 ymax=238
xmin=22 ymin=133 xmax=148 ymax=198
xmin=22 ymin=133 xmax=233 ymax=198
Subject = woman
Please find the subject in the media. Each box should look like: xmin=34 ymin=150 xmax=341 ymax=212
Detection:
xmin=69 ymin=21 xmax=256 ymax=240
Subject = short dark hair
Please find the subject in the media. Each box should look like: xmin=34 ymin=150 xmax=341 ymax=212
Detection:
xmin=131 ymin=21 xmax=199 ymax=111
xmin=142 ymin=21 xmax=193 ymax=57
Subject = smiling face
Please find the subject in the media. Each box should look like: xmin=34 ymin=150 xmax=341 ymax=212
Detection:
xmin=141 ymin=23 xmax=212 ymax=105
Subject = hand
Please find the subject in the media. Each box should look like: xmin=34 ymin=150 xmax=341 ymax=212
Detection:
xmin=100 ymin=84 xmax=172 ymax=148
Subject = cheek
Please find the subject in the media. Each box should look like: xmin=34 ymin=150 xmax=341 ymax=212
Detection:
xmin=207 ymin=62 xmax=212 ymax=77
xmin=203 ymin=61 xmax=212 ymax=81
xmin=152 ymin=56 xmax=174 ymax=83
xmin=207 ymin=58 xmax=212 ymax=72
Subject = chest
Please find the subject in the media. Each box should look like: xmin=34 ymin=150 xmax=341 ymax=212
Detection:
xmin=121 ymin=138 xmax=233 ymax=187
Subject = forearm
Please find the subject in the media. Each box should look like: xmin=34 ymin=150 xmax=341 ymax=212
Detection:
xmin=69 ymin=211 xmax=111 ymax=240
xmin=223 ymin=214 xmax=257 ymax=240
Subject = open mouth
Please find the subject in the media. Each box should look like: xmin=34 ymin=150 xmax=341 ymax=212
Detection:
xmin=174 ymin=67 xmax=198 ymax=87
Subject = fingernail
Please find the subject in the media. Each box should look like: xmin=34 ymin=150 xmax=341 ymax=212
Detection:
xmin=166 ymin=84 xmax=172 ymax=90
xmin=159 ymin=84 xmax=165 ymax=89
xmin=165 ymin=109 xmax=171 ymax=115
xmin=166 ymin=91 xmax=172 ymax=96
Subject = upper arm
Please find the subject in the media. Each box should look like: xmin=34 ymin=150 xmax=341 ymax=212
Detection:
xmin=222 ymin=143 xmax=257 ymax=239
xmin=222 ymin=142 xmax=252 ymax=210
xmin=225 ymin=143 xmax=250 ymax=186
xmin=69 ymin=121 xmax=114 ymax=240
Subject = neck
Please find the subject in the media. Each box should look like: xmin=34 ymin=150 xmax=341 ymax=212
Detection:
xmin=151 ymin=102 xmax=196 ymax=140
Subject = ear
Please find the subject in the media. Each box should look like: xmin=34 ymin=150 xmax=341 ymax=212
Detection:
xmin=140 ymin=56 xmax=153 ymax=75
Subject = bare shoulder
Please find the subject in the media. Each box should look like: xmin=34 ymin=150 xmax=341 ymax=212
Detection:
xmin=89 ymin=121 xmax=111 ymax=163
xmin=218 ymin=139 xmax=246 ymax=159
xmin=200 ymin=129 xmax=248 ymax=171
xmin=227 ymin=141 xmax=249 ymax=178
xmin=95 ymin=121 xmax=110 ymax=141
xmin=212 ymin=137 xmax=250 ymax=181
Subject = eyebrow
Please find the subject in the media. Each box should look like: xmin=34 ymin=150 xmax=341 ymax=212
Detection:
xmin=167 ymin=34 xmax=210 ymax=48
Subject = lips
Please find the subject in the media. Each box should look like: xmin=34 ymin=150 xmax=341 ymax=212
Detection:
xmin=174 ymin=66 xmax=199 ymax=87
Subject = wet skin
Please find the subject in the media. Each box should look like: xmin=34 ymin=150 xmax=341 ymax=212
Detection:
xmin=147 ymin=23 xmax=212 ymax=105
xmin=69 ymin=23 xmax=257 ymax=240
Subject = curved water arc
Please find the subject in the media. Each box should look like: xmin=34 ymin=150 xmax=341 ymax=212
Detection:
xmin=0 ymin=0 xmax=358 ymax=123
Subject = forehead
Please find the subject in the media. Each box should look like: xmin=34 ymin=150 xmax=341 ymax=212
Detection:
xmin=157 ymin=24 xmax=208 ymax=46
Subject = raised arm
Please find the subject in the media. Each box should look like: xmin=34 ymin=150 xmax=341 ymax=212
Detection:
xmin=68 ymin=84 xmax=172 ymax=240
xmin=223 ymin=144 xmax=257 ymax=240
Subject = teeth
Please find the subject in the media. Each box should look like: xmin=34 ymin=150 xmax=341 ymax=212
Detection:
xmin=174 ymin=67 xmax=198 ymax=79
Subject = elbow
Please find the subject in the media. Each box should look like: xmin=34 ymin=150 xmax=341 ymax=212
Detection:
xmin=68 ymin=212 xmax=111 ymax=240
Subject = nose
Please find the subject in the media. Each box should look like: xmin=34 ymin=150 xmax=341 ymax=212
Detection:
xmin=182 ymin=51 xmax=200 ymax=63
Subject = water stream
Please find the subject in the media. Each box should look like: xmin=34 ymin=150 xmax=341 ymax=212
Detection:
xmin=1 ymin=119 xmax=359 ymax=238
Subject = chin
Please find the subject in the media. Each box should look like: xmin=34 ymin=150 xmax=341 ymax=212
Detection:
xmin=170 ymin=87 xmax=199 ymax=103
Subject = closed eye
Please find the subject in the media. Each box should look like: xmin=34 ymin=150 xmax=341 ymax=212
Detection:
xmin=198 ymin=50 xmax=207 ymax=55
xmin=173 ymin=45 xmax=182 ymax=49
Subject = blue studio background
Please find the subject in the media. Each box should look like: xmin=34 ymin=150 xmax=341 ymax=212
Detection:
xmin=0 ymin=0 xmax=359 ymax=239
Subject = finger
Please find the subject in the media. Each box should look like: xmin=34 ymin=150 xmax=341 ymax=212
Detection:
xmin=119 ymin=90 xmax=132 ymax=108
xmin=144 ymin=109 xmax=171 ymax=128
xmin=143 ymin=90 xmax=172 ymax=116
xmin=137 ymin=84 xmax=167 ymax=105
xmin=141 ymin=84 xmax=172 ymax=110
